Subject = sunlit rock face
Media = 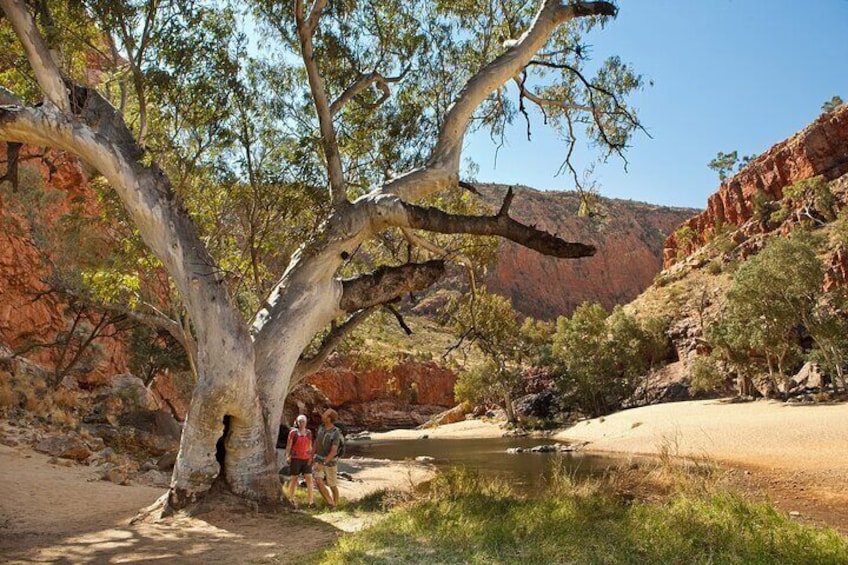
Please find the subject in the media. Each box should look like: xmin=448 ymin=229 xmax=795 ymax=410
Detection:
xmin=478 ymin=184 xmax=698 ymax=319
xmin=663 ymin=105 xmax=848 ymax=268
xmin=0 ymin=145 xmax=129 ymax=385
xmin=305 ymin=358 xmax=457 ymax=432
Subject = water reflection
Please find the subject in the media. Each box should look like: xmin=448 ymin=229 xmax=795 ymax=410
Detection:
xmin=346 ymin=437 xmax=627 ymax=495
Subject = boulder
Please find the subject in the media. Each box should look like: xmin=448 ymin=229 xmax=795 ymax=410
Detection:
xmin=792 ymin=362 xmax=825 ymax=390
xmin=86 ymin=409 xmax=181 ymax=457
xmin=513 ymin=390 xmax=558 ymax=420
xmin=109 ymin=374 xmax=159 ymax=411
xmin=34 ymin=434 xmax=92 ymax=461
xmin=424 ymin=403 xmax=468 ymax=428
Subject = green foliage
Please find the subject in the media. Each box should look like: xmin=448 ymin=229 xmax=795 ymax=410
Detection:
xmin=689 ymin=354 xmax=726 ymax=394
xmin=822 ymin=95 xmax=844 ymax=113
xmin=707 ymin=234 xmax=824 ymax=393
xmin=674 ymin=224 xmax=696 ymax=245
xmin=317 ymin=468 xmax=848 ymax=564
xmin=127 ymin=325 xmax=191 ymax=386
xmin=752 ymin=187 xmax=776 ymax=224
xmin=708 ymin=150 xmax=757 ymax=181
xmin=454 ymin=360 xmax=508 ymax=409
xmin=551 ymin=303 xmax=669 ymax=417
xmin=783 ymin=176 xmax=836 ymax=223
xmin=444 ymin=288 xmax=525 ymax=421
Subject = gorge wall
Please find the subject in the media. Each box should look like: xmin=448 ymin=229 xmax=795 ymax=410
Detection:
xmin=0 ymin=145 xmax=129 ymax=385
xmin=479 ymin=184 xmax=699 ymax=319
xmin=663 ymin=105 xmax=848 ymax=267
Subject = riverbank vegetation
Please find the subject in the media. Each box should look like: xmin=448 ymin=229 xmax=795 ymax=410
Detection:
xmin=310 ymin=463 xmax=848 ymax=564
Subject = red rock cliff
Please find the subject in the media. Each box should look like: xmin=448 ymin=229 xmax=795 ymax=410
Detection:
xmin=0 ymin=145 xmax=130 ymax=383
xmin=480 ymin=185 xmax=699 ymax=319
xmin=307 ymin=358 xmax=456 ymax=407
xmin=663 ymin=105 xmax=848 ymax=267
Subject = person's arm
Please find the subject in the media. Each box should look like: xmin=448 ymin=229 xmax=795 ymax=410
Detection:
xmin=324 ymin=430 xmax=340 ymax=465
xmin=324 ymin=444 xmax=338 ymax=465
xmin=285 ymin=430 xmax=294 ymax=460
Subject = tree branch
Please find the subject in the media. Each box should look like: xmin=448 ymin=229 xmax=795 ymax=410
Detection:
xmin=290 ymin=306 xmax=376 ymax=388
xmin=0 ymin=86 xmax=23 ymax=106
xmin=295 ymin=0 xmax=348 ymax=210
xmin=330 ymin=69 xmax=407 ymax=116
xmin=370 ymin=194 xmax=595 ymax=259
xmin=339 ymin=260 xmax=446 ymax=312
xmin=0 ymin=0 xmax=70 ymax=112
xmin=378 ymin=0 xmax=616 ymax=203
xmin=0 ymin=141 xmax=22 ymax=191
xmin=513 ymin=75 xmax=592 ymax=113
xmin=383 ymin=304 xmax=412 ymax=335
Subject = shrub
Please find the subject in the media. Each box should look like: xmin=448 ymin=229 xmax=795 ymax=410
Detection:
xmin=690 ymin=355 xmax=725 ymax=394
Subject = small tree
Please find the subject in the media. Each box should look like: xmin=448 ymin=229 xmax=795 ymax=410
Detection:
xmin=551 ymin=303 xmax=659 ymax=417
xmin=822 ymin=95 xmax=844 ymax=113
xmin=708 ymin=150 xmax=756 ymax=182
xmin=712 ymin=234 xmax=824 ymax=395
xmin=446 ymin=288 xmax=524 ymax=423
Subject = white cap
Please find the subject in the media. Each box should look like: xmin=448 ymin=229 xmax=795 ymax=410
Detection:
xmin=296 ymin=414 xmax=307 ymax=424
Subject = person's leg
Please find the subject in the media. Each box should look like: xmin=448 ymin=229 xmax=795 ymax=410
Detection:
xmin=325 ymin=465 xmax=339 ymax=506
xmin=287 ymin=475 xmax=298 ymax=505
xmin=314 ymin=467 xmax=335 ymax=507
xmin=305 ymin=473 xmax=315 ymax=505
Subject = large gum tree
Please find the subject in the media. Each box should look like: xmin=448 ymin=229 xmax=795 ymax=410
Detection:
xmin=0 ymin=0 xmax=642 ymax=509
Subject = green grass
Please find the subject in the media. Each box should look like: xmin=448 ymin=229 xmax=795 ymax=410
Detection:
xmin=313 ymin=467 xmax=848 ymax=565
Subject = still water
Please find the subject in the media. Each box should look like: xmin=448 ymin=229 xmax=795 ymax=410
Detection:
xmin=346 ymin=436 xmax=627 ymax=495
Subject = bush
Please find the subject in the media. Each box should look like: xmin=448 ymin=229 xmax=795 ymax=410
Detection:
xmin=690 ymin=355 xmax=725 ymax=394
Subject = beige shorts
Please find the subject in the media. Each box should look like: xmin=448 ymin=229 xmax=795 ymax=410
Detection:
xmin=316 ymin=464 xmax=338 ymax=488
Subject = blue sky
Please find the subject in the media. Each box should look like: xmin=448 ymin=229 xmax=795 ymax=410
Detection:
xmin=464 ymin=0 xmax=848 ymax=209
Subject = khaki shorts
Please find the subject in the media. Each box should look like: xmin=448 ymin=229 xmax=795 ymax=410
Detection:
xmin=316 ymin=464 xmax=338 ymax=488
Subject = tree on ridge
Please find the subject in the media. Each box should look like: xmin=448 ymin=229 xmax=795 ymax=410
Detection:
xmin=0 ymin=0 xmax=642 ymax=510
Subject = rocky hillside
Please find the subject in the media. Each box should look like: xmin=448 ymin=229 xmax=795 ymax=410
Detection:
xmin=0 ymin=145 xmax=129 ymax=385
xmin=478 ymin=184 xmax=698 ymax=319
xmin=663 ymin=105 xmax=848 ymax=267
xmin=628 ymin=104 xmax=848 ymax=401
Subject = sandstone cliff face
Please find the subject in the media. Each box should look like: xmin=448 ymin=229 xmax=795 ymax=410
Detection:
xmin=479 ymin=184 xmax=699 ymax=319
xmin=663 ymin=105 xmax=848 ymax=267
xmin=0 ymin=145 xmax=130 ymax=384
xmin=304 ymin=357 xmax=457 ymax=431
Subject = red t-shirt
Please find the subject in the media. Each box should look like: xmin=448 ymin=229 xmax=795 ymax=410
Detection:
xmin=288 ymin=428 xmax=312 ymax=460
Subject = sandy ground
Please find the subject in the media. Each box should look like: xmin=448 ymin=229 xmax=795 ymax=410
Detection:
xmin=551 ymin=398 xmax=848 ymax=475
xmin=551 ymin=398 xmax=848 ymax=533
xmin=0 ymin=442 xmax=432 ymax=564
xmin=2 ymin=398 xmax=847 ymax=563
xmin=371 ymin=418 xmax=508 ymax=440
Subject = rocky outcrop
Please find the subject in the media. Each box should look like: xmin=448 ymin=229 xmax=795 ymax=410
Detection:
xmin=307 ymin=357 xmax=456 ymax=407
xmin=478 ymin=185 xmax=698 ymax=319
xmin=0 ymin=145 xmax=130 ymax=384
xmin=664 ymin=105 xmax=848 ymax=267
xmin=297 ymin=356 xmax=458 ymax=431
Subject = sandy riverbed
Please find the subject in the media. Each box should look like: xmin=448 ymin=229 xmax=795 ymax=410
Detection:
xmin=2 ymin=398 xmax=847 ymax=562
